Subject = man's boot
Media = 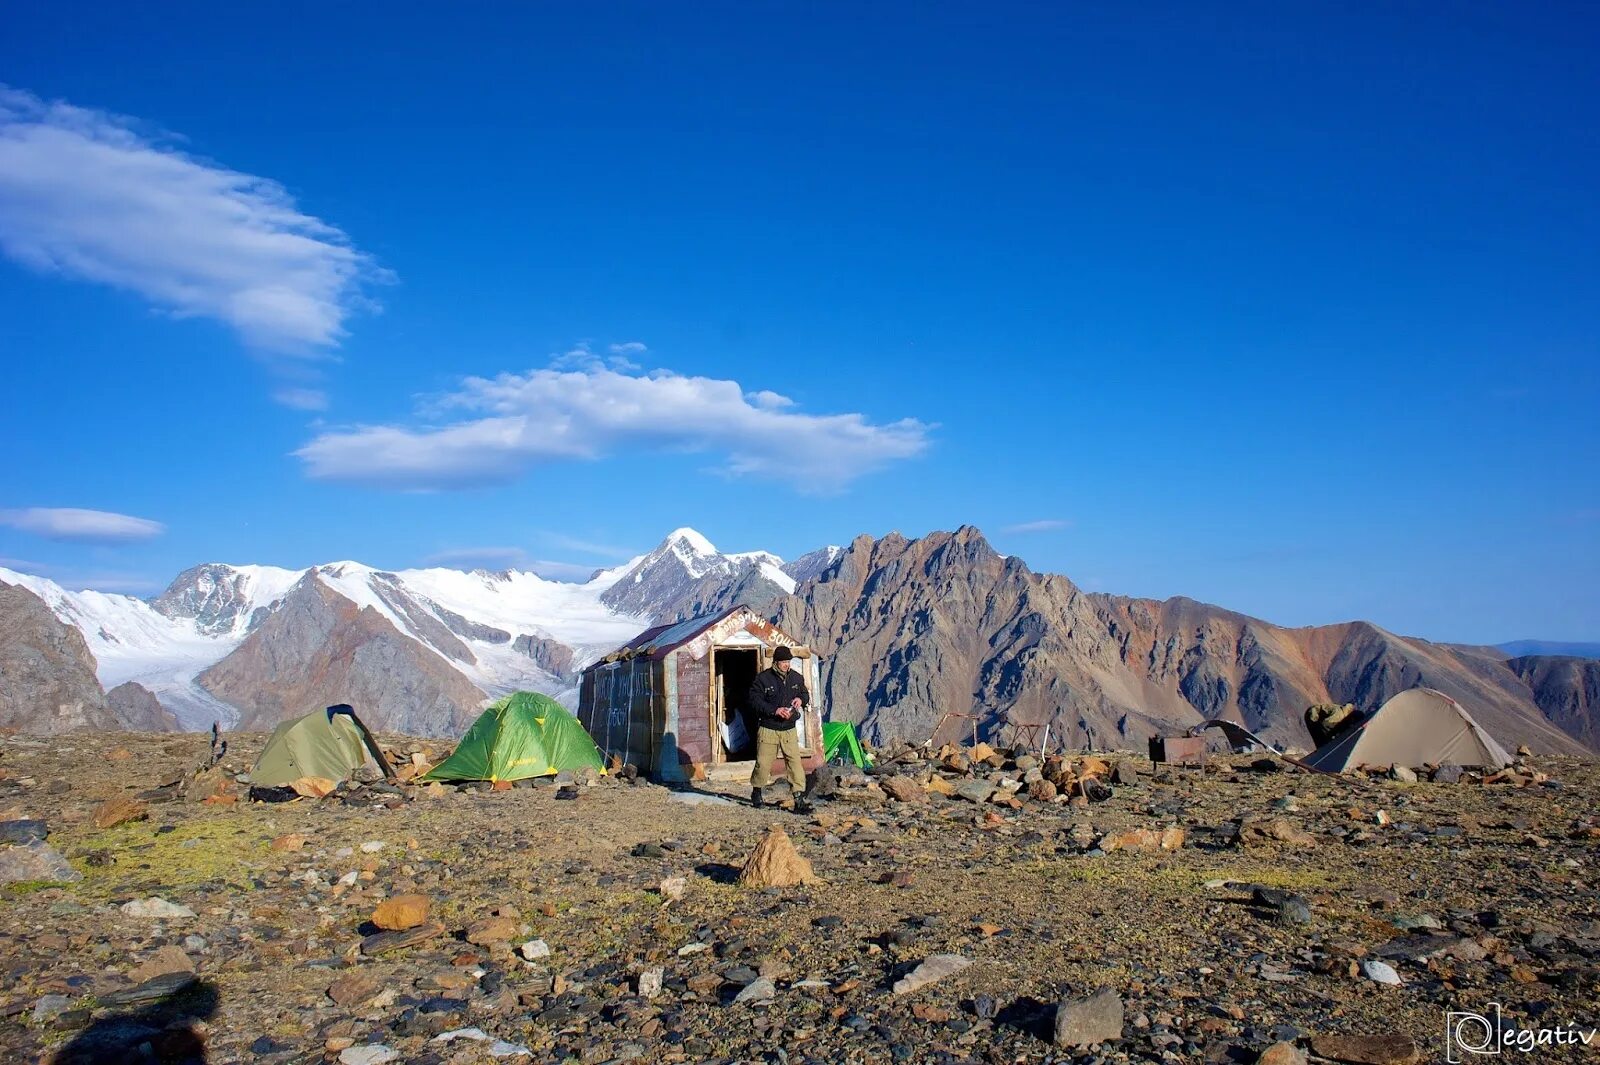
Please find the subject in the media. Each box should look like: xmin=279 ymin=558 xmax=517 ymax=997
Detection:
xmin=750 ymin=787 xmax=764 ymax=809
xmin=792 ymin=796 xmax=814 ymax=815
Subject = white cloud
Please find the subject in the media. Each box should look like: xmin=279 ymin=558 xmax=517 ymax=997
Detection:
xmin=297 ymin=359 xmax=932 ymax=493
xmin=0 ymin=85 xmax=387 ymax=355
xmin=273 ymin=387 xmax=329 ymax=411
xmin=748 ymin=390 xmax=794 ymax=410
xmin=1001 ymin=519 xmax=1073 ymax=534
xmin=0 ymin=506 xmax=165 ymax=543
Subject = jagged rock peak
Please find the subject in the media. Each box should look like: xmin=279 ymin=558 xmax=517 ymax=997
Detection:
xmin=0 ymin=580 xmax=116 ymax=734
xmin=151 ymin=562 xmax=303 ymax=636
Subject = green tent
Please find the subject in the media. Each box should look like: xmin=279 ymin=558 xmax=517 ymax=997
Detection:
xmin=822 ymin=721 xmax=872 ymax=768
xmin=253 ymin=704 xmax=393 ymax=787
xmin=423 ymin=692 xmax=606 ymax=782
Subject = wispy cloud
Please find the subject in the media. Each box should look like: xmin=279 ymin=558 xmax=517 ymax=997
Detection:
xmin=539 ymin=532 xmax=639 ymax=560
xmin=272 ymin=387 xmax=329 ymax=412
xmin=0 ymin=506 xmax=164 ymax=543
xmin=1001 ymin=519 xmax=1073 ymax=534
xmin=0 ymin=85 xmax=387 ymax=365
xmin=296 ymin=349 xmax=932 ymax=493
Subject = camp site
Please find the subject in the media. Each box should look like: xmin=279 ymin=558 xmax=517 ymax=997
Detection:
xmin=4 ymin=591 xmax=1596 ymax=1065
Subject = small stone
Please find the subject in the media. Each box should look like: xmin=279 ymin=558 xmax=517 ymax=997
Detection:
xmin=1389 ymin=765 xmax=1418 ymax=783
xmin=127 ymin=945 xmax=194 ymax=984
xmin=880 ymin=776 xmax=928 ymax=803
xmin=1308 ymin=1034 xmax=1420 ymax=1065
xmin=637 ymin=967 xmax=663 ymax=998
xmin=99 ymin=970 xmax=198 ymax=1006
xmin=1237 ymin=817 xmax=1318 ymax=848
xmin=328 ymin=971 xmax=383 ymax=1007
xmin=269 ymin=833 xmax=307 ymax=851
xmin=955 ymin=781 xmax=996 ymax=803
xmin=338 ymin=1047 xmax=400 ymax=1065
xmin=892 ymin=954 xmax=971 ymax=995
xmin=733 ymin=977 xmax=776 ymax=1004
xmin=1100 ymin=826 xmax=1184 ymax=853
xmin=518 ymin=939 xmax=551 ymax=960
xmin=361 ymin=921 xmax=445 ymax=955
xmin=32 ymin=995 xmax=71 ymax=1023
xmin=371 ymin=894 xmax=429 ymax=931
xmin=1277 ymin=896 xmax=1312 ymax=925
xmin=1360 ymin=960 xmax=1401 ymax=985
xmin=360 ymin=841 xmax=385 ymax=853
xmin=120 ymin=896 xmax=196 ymax=919
xmin=1053 ymin=987 xmax=1124 ymax=1048
xmin=466 ymin=916 xmax=521 ymax=946
xmin=658 ymin=876 xmax=687 ymax=903
xmin=1391 ymin=914 xmax=1442 ymax=932
xmin=1258 ymin=1044 xmax=1307 ymax=1065
xmin=93 ymin=796 xmax=149 ymax=829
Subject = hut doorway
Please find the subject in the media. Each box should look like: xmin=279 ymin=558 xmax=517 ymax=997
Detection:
xmin=712 ymin=647 xmax=761 ymax=762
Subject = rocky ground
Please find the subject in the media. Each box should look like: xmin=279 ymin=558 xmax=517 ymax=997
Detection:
xmin=1 ymin=731 xmax=1597 ymax=1065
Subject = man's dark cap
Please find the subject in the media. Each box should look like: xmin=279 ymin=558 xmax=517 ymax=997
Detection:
xmin=773 ymin=645 xmax=793 ymax=662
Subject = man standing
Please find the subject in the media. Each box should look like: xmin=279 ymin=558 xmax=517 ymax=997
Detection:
xmin=748 ymin=645 xmax=812 ymax=813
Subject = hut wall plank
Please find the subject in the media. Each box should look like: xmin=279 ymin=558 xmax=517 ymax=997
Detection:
xmin=675 ymin=652 xmax=713 ymax=767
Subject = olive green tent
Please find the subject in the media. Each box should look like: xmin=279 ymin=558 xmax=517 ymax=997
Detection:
xmin=422 ymin=692 xmax=606 ymax=782
xmin=252 ymin=704 xmax=393 ymax=787
xmin=822 ymin=721 xmax=871 ymax=768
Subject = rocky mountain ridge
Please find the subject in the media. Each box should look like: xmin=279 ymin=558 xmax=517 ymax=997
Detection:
xmin=774 ymin=527 xmax=1597 ymax=755
xmin=1 ymin=529 xmax=1595 ymax=753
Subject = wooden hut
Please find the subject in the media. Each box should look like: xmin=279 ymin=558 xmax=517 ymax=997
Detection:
xmin=577 ymin=606 xmax=824 ymax=782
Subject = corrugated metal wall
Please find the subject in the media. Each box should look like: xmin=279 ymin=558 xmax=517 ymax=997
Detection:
xmin=578 ymin=657 xmax=663 ymax=776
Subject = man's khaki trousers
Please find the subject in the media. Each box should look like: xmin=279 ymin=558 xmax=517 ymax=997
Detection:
xmin=751 ymin=725 xmax=807 ymax=792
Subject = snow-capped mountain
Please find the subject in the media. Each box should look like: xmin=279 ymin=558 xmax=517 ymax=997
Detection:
xmin=597 ymin=528 xmax=796 ymax=620
xmin=0 ymin=528 xmax=817 ymax=734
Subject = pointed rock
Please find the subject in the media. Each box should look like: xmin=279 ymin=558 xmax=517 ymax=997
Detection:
xmin=892 ymin=954 xmax=972 ymax=995
xmin=737 ymin=826 xmax=818 ymax=887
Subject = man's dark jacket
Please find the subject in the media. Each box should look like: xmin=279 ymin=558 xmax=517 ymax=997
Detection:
xmin=747 ymin=666 xmax=809 ymax=731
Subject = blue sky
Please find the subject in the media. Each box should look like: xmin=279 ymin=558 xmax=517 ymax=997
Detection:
xmin=0 ymin=2 xmax=1595 ymax=643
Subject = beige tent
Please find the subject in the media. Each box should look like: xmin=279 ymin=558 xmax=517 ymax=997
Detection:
xmin=252 ymin=704 xmax=393 ymax=787
xmin=1302 ymin=688 xmax=1512 ymax=772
